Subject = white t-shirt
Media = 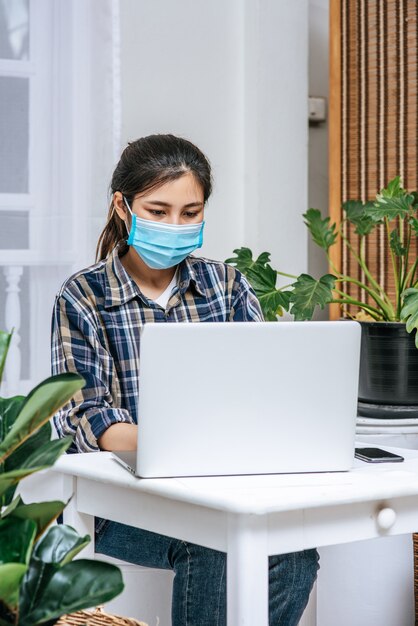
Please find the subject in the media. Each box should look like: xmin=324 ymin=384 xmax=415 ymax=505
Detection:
xmin=153 ymin=270 xmax=178 ymax=309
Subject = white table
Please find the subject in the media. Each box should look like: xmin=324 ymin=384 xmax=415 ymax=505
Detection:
xmin=52 ymin=447 xmax=418 ymax=626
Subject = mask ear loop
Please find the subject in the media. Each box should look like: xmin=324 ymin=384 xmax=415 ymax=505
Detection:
xmin=122 ymin=196 xmax=133 ymax=236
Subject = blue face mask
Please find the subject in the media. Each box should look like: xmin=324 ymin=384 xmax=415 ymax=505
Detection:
xmin=123 ymin=197 xmax=205 ymax=270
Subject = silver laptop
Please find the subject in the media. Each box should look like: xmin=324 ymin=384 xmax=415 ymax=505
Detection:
xmin=112 ymin=321 xmax=361 ymax=477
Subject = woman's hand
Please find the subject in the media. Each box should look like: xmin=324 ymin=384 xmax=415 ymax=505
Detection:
xmin=98 ymin=423 xmax=138 ymax=451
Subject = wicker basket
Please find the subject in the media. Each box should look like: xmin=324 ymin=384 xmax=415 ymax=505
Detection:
xmin=55 ymin=606 xmax=148 ymax=626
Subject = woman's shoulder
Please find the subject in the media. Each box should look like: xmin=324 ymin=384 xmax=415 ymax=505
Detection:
xmin=56 ymin=257 xmax=108 ymax=304
xmin=187 ymin=255 xmax=249 ymax=290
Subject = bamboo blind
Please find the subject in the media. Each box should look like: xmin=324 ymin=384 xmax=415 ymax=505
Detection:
xmin=329 ymin=0 xmax=418 ymax=319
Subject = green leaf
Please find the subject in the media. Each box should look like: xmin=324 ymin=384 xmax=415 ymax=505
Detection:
xmin=409 ymin=216 xmax=418 ymax=236
xmin=1 ymin=437 xmax=73 ymax=478
xmin=289 ymin=274 xmax=336 ymax=320
xmin=390 ymin=229 xmax=407 ymax=256
xmin=8 ymin=501 xmax=66 ymax=539
xmin=19 ymin=436 xmax=73 ymax=472
xmin=225 ymin=247 xmax=257 ymax=273
xmin=0 ymin=396 xmax=26 ymax=508
xmin=343 ymin=200 xmax=377 ymax=235
xmin=0 ymin=478 xmax=16 ymax=501
xmin=260 ymin=290 xmax=292 ymax=320
xmin=371 ymin=177 xmax=413 ymax=220
xmin=1 ymin=494 xmax=22 ymax=518
xmin=371 ymin=195 xmax=413 ymax=220
xmin=0 ymin=373 xmax=84 ymax=462
xmin=33 ymin=525 xmax=90 ymax=567
xmin=0 ymin=332 xmax=12 ymax=386
xmin=19 ymin=525 xmax=92 ymax=619
xmin=410 ymin=191 xmax=418 ymax=208
xmin=0 ymin=437 xmax=73 ymax=500
xmin=4 ymin=422 xmax=51 ymax=471
xmin=303 ymin=209 xmax=337 ymax=252
xmin=19 ymin=559 xmax=124 ymax=626
xmin=245 ymin=260 xmax=291 ymax=319
xmin=0 ymin=419 xmax=51 ymax=510
xmin=225 ymin=247 xmax=291 ymax=319
xmin=0 ymin=563 xmax=27 ymax=609
xmin=0 ymin=396 xmax=26 ymax=445
xmin=225 ymin=247 xmax=272 ymax=274
xmin=400 ymin=288 xmax=418 ymax=347
xmin=379 ymin=175 xmax=403 ymax=198
xmin=0 ymin=517 xmax=36 ymax=566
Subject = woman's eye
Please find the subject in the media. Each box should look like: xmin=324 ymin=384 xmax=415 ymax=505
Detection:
xmin=184 ymin=212 xmax=199 ymax=218
xmin=149 ymin=209 xmax=165 ymax=216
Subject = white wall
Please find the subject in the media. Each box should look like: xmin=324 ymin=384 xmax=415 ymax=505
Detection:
xmin=308 ymin=0 xmax=330 ymax=318
xmin=120 ymin=0 xmax=308 ymax=278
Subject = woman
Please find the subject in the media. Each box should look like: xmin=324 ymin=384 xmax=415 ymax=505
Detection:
xmin=51 ymin=134 xmax=319 ymax=625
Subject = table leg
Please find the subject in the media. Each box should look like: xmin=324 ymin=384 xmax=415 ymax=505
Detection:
xmin=227 ymin=513 xmax=269 ymax=626
xmin=61 ymin=475 xmax=95 ymax=558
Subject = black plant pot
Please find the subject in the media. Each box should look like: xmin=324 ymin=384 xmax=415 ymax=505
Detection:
xmin=357 ymin=321 xmax=418 ymax=419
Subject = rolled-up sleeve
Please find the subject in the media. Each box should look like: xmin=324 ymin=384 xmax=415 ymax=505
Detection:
xmin=51 ymin=293 xmax=134 ymax=452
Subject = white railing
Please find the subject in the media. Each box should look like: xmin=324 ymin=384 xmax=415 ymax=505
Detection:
xmin=3 ymin=264 xmax=22 ymax=396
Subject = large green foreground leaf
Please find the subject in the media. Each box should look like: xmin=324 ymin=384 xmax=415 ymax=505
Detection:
xmin=20 ymin=525 xmax=92 ymax=618
xmin=0 ymin=372 xmax=83 ymax=462
xmin=20 ymin=559 xmax=124 ymax=626
xmin=34 ymin=525 xmax=90 ymax=566
xmin=0 ymin=518 xmax=36 ymax=609
xmin=6 ymin=501 xmax=67 ymax=539
xmin=0 ymin=332 xmax=12 ymax=386
xmin=0 ymin=437 xmax=73 ymax=498
xmin=0 ymin=396 xmax=26 ymax=445
xmin=0 ymin=564 xmax=27 ymax=609
xmin=0 ymin=517 xmax=36 ymax=566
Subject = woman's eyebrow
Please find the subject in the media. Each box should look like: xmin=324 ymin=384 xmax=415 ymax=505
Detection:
xmin=145 ymin=201 xmax=204 ymax=208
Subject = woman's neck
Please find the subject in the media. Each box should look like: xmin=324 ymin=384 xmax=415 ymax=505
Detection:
xmin=120 ymin=246 xmax=177 ymax=292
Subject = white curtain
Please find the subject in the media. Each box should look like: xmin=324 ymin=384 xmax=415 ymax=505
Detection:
xmin=0 ymin=0 xmax=121 ymax=395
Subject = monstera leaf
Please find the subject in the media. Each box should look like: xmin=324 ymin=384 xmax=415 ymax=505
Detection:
xmin=371 ymin=176 xmax=414 ymax=221
xmin=245 ymin=264 xmax=291 ymax=320
xmin=225 ymin=247 xmax=272 ymax=274
xmin=303 ymin=209 xmax=338 ymax=252
xmin=401 ymin=288 xmax=418 ymax=348
xmin=289 ymin=274 xmax=337 ymax=321
xmin=343 ymin=200 xmax=377 ymax=235
xmin=226 ymin=247 xmax=292 ymax=319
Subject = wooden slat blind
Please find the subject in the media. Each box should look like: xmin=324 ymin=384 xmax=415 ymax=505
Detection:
xmin=329 ymin=0 xmax=418 ymax=319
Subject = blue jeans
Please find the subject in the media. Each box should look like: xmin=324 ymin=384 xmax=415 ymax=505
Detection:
xmin=95 ymin=519 xmax=319 ymax=626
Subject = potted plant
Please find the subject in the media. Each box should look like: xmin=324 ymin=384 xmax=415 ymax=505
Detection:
xmin=226 ymin=176 xmax=418 ymax=418
xmin=0 ymin=330 xmax=125 ymax=626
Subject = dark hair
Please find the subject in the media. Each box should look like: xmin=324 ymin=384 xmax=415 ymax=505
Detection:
xmin=95 ymin=134 xmax=213 ymax=261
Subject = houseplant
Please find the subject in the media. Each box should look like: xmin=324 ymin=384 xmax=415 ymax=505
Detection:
xmin=0 ymin=330 xmax=124 ymax=626
xmin=226 ymin=176 xmax=418 ymax=418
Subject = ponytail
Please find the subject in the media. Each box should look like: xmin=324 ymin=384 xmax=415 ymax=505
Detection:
xmin=95 ymin=202 xmax=128 ymax=262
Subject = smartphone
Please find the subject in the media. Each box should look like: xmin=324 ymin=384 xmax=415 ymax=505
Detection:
xmin=355 ymin=447 xmax=404 ymax=463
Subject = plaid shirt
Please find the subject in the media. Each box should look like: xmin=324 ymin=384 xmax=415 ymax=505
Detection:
xmin=51 ymin=242 xmax=263 ymax=452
